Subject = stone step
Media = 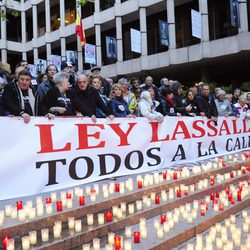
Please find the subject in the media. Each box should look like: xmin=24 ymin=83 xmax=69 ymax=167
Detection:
xmin=0 ymin=161 xmax=248 ymax=241
xmin=6 ymin=173 xmax=249 ymax=250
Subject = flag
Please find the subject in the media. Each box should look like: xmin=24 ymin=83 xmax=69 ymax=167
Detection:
xmin=75 ymin=13 xmax=86 ymax=47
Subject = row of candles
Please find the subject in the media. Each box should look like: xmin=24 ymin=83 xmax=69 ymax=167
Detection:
xmin=0 ymin=165 xmax=248 ymax=229
xmin=3 ymin=178 xmax=248 ymax=250
xmin=185 ymin=209 xmax=250 ymax=250
xmin=0 ymin=153 xmax=248 ymax=228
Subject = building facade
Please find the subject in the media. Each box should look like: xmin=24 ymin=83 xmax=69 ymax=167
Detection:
xmin=0 ymin=0 xmax=250 ymax=85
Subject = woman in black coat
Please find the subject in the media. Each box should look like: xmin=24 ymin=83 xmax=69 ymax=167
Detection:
xmin=182 ymin=90 xmax=200 ymax=116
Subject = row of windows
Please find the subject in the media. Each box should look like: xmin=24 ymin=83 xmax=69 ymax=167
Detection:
xmin=3 ymin=0 xmax=249 ymax=68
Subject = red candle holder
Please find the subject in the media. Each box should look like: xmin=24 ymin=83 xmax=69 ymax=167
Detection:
xmin=200 ymin=209 xmax=206 ymax=216
xmin=2 ymin=237 xmax=11 ymax=250
xmin=242 ymin=168 xmax=246 ymax=174
xmin=134 ymin=232 xmax=140 ymax=243
xmin=176 ymin=189 xmax=181 ymax=198
xmin=184 ymin=190 xmax=189 ymax=196
xmin=79 ymin=196 xmax=85 ymax=206
xmin=115 ymin=184 xmax=120 ymax=192
xmin=225 ymin=187 xmax=230 ymax=195
xmin=215 ymin=191 xmax=220 ymax=198
xmin=66 ymin=193 xmax=72 ymax=199
xmin=237 ymin=191 xmax=242 ymax=201
xmin=228 ymin=193 xmax=232 ymax=201
xmin=56 ymin=201 xmax=63 ymax=212
xmin=231 ymin=198 xmax=235 ymax=204
xmin=137 ymin=181 xmax=143 ymax=189
xmin=16 ymin=201 xmax=23 ymax=211
xmin=210 ymin=193 xmax=214 ymax=201
xmin=45 ymin=197 xmax=52 ymax=204
xmin=173 ymin=172 xmax=178 ymax=180
xmin=155 ymin=195 xmax=160 ymax=204
xmin=210 ymin=177 xmax=214 ymax=186
xmin=114 ymin=236 xmax=121 ymax=250
xmin=162 ymin=172 xmax=167 ymax=179
xmin=219 ymin=204 xmax=224 ymax=211
xmin=160 ymin=215 xmax=166 ymax=224
xmin=230 ymin=172 xmax=234 ymax=178
xmin=106 ymin=211 xmax=112 ymax=222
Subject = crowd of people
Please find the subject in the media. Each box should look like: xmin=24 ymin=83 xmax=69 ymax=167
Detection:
xmin=0 ymin=60 xmax=249 ymax=124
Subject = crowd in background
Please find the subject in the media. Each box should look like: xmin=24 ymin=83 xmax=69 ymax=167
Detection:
xmin=0 ymin=60 xmax=249 ymax=124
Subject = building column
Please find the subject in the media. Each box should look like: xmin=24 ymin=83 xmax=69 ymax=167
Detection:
xmin=139 ymin=7 xmax=148 ymax=56
xmin=95 ymin=24 xmax=102 ymax=66
xmin=1 ymin=1 xmax=7 ymax=62
xmin=166 ymin=0 xmax=176 ymax=49
xmin=116 ymin=16 xmax=123 ymax=62
xmin=21 ymin=6 xmax=27 ymax=60
xmin=33 ymin=48 xmax=38 ymax=64
xmin=239 ymin=1 xmax=248 ymax=32
xmin=60 ymin=0 xmax=66 ymax=60
xmin=46 ymin=43 xmax=52 ymax=62
xmin=45 ymin=0 xmax=51 ymax=33
xmin=199 ymin=0 xmax=209 ymax=42
xmin=95 ymin=0 xmax=100 ymax=12
xmin=76 ymin=2 xmax=83 ymax=71
xmin=32 ymin=4 xmax=38 ymax=38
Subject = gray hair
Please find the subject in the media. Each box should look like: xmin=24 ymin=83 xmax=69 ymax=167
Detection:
xmin=118 ymin=78 xmax=129 ymax=85
xmin=53 ymin=72 xmax=69 ymax=86
xmin=216 ymin=89 xmax=226 ymax=97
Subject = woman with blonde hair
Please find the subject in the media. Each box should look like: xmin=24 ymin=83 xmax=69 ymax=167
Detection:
xmin=110 ymin=83 xmax=134 ymax=117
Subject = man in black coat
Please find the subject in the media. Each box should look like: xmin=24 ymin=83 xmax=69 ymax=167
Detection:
xmin=73 ymin=74 xmax=114 ymax=122
xmin=3 ymin=70 xmax=37 ymax=123
xmin=196 ymin=84 xmax=218 ymax=121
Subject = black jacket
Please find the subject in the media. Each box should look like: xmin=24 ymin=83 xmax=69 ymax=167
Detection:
xmin=158 ymin=97 xmax=178 ymax=116
xmin=42 ymin=87 xmax=76 ymax=116
xmin=72 ymin=86 xmax=111 ymax=117
xmin=196 ymin=94 xmax=218 ymax=119
xmin=183 ymin=98 xmax=200 ymax=116
xmin=3 ymin=81 xmax=37 ymax=116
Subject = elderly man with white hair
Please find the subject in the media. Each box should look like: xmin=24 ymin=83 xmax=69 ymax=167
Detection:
xmin=215 ymin=89 xmax=233 ymax=117
xmin=138 ymin=90 xmax=164 ymax=122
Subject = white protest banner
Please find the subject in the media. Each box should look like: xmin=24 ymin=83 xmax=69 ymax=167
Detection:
xmin=0 ymin=117 xmax=249 ymax=200
xmin=130 ymin=28 xmax=141 ymax=53
xmin=85 ymin=43 xmax=96 ymax=64
xmin=50 ymin=55 xmax=61 ymax=71
xmin=191 ymin=9 xmax=202 ymax=39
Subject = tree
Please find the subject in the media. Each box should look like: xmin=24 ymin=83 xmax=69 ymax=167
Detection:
xmin=0 ymin=0 xmax=95 ymax=20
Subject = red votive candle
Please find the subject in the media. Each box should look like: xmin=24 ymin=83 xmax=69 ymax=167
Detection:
xmin=222 ymin=161 xmax=226 ymax=167
xmin=230 ymin=172 xmax=234 ymax=178
xmin=115 ymin=184 xmax=120 ymax=192
xmin=231 ymin=198 xmax=235 ymax=204
xmin=228 ymin=194 xmax=232 ymax=201
xmin=162 ymin=172 xmax=167 ymax=179
xmin=161 ymin=215 xmax=166 ymax=224
xmin=79 ymin=196 xmax=85 ymax=206
xmin=210 ymin=177 xmax=214 ymax=186
xmin=210 ymin=193 xmax=214 ymax=201
xmin=176 ymin=189 xmax=181 ymax=197
xmin=137 ymin=181 xmax=143 ymax=189
xmin=237 ymin=191 xmax=242 ymax=201
xmin=184 ymin=190 xmax=189 ymax=196
xmin=45 ymin=197 xmax=52 ymax=204
xmin=114 ymin=236 xmax=121 ymax=250
xmin=215 ymin=191 xmax=220 ymax=198
xmin=200 ymin=209 xmax=205 ymax=216
xmin=16 ymin=201 xmax=23 ymax=210
xmin=242 ymin=168 xmax=246 ymax=174
xmin=225 ymin=187 xmax=230 ymax=195
xmin=134 ymin=232 xmax=140 ymax=243
xmin=106 ymin=211 xmax=112 ymax=222
xmin=155 ymin=195 xmax=160 ymax=204
xmin=56 ymin=201 xmax=63 ymax=211
xmin=219 ymin=204 xmax=224 ymax=211
xmin=66 ymin=193 xmax=72 ymax=199
xmin=173 ymin=172 xmax=178 ymax=180
xmin=2 ymin=237 xmax=11 ymax=250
